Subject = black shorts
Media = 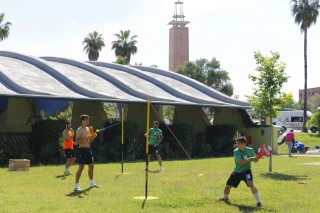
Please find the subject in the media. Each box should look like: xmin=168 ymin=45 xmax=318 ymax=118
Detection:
xmin=226 ymin=169 xmax=253 ymax=188
xmin=77 ymin=148 xmax=94 ymax=165
xmin=148 ymin=144 xmax=159 ymax=155
xmin=64 ymin=149 xmax=76 ymax=159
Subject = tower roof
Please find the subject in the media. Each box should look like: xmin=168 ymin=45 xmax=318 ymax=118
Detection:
xmin=168 ymin=0 xmax=190 ymax=27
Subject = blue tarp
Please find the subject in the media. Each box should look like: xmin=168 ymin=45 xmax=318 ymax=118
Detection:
xmin=0 ymin=97 xmax=8 ymax=112
xmin=35 ymin=99 xmax=68 ymax=116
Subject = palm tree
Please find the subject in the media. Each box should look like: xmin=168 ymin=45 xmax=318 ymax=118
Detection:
xmin=0 ymin=13 xmax=11 ymax=42
xmin=111 ymin=30 xmax=138 ymax=65
xmin=82 ymin=31 xmax=105 ymax=61
xmin=291 ymin=0 xmax=319 ymax=132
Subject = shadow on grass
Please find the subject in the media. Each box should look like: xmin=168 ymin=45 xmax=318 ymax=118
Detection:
xmin=308 ymin=134 xmax=320 ymax=139
xmin=55 ymin=174 xmax=67 ymax=180
xmin=148 ymin=170 xmax=161 ymax=173
xmin=65 ymin=187 xmax=93 ymax=198
xmin=260 ymin=172 xmax=309 ymax=181
xmin=226 ymin=202 xmax=262 ymax=212
xmin=141 ymin=199 xmax=146 ymax=209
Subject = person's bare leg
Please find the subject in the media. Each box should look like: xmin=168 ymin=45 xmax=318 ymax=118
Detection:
xmin=68 ymin=157 xmax=76 ymax=168
xmin=156 ymin=153 xmax=163 ymax=167
xmin=247 ymin=181 xmax=261 ymax=205
xmin=88 ymin=163 xmax=94 ymax=180
xmin=75 ymin=164 xmax=84 ymax=183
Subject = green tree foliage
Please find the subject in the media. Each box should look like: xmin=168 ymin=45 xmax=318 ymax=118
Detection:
xmin=82 ymin=31 xmax=105 ymax=61
xmin=205 ymin=125 xmax=237 ymax=156
xmin=0 ymin=13 xmax=11 ymax=42
xmin=247 ymin=51 xmax=288 ymax=118
xmin=307 ymin=108 xmax=320 ymax=133
xmin=279 ymin=92 xmax=303 ymax=110
xmin=291 ymin=0 xmax=320 ymax=131
xmin=48 ymin=102 xmax=73 ymax=121
xmin=176 ymin=58 xmax=234 ymax=96
xmin=115 ymin=56 xmax=126 ymax=64
xmin=307 ymin=93 xmax=320 ymax=112
xmin=162 ymin=105 xmax=175 ymax=124
xmin=30 ymin=119 xmax=65 ymax=164
xmin=111 ymin=30 xmax=138 ymax=65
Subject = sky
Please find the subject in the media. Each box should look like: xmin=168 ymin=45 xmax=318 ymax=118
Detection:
xmin=1 ymin=0 xmax=320 ymax=101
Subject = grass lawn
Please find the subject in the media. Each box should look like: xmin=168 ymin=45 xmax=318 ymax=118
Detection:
xmin=277 ymin=132 xmax=320 ymax=155
xmin=0 ymin=133 xmax=320 ymax=213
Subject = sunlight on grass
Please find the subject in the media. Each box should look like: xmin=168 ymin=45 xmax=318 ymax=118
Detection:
xmin=1 ymin=143 xmax=320 ymax=212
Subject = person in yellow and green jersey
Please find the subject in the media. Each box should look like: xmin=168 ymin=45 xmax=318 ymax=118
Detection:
xmin=144 ymin=121 xmax=164 ymax=171
xmin=219 ymin=136 xmax=262 ymax=207
xmin=62 ymin=121 xmax=76 ymax=175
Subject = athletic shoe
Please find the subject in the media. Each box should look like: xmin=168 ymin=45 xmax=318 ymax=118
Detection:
xmin=218 ymin=197 xmax=228 ymax=202
xmin=160 ymin=167 xmax=164 ymax=171
xmin=257 ymin=202 xmax=262 ymax=207
xmin=144 ymin=167 xmax=148 ymax=171
xmin=64 ymin=171 xmax=70 ymax=176
xmin=90 ymin=184 xmax=100 ymax=188
xmin=74 ymin=187 xmax=82 ymax=192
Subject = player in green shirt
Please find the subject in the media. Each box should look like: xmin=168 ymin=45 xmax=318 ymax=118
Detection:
xmin=144 ymin=121 xmax=164 ymax=171
xmin=219 ymin=136 xmax=262 ymax=207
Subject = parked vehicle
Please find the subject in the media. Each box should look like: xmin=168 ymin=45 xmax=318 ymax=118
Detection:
xmin=273 ymin=110 xmax=318 ymax=133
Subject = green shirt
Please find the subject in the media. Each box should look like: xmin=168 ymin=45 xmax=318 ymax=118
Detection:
xmin=148 ymin=128 xmax=162 ymax=145
xmin=233 ymin=147 xmax=256 ymax=173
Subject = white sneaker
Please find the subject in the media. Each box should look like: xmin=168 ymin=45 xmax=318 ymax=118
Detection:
xmin=160 ymin=167 xmax=164 ymax=171
xmin=90 ymin=184 xmax=100 ymax=188
xmin=74 ymin=186 xmax=82 ymax=192
xmin=64 ymin=170 xmax=69 ymax=176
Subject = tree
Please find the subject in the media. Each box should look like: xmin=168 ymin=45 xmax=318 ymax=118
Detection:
xmin=248 ymin=51 xmax=288 ymax=118
xmin=291 ymin=0 xmax=320 ymax=132
xmin=111 ymin=30 xmax=138 ymax=65
xmin=82 ymin=31 xmax=105 ymax=61
xmin=307 ymin=93 xmax=320 ymax=112
xmin=279 ymin=92 xmax=303 ymax=110
xmin=176 ymin=58 xmax=234 ymax=96
xmin=247 ymin=51 xmax=288 ymax=172
xmin=307 ymin=108 xmax=320 ymax=134
xmin=114 ymin=56 xmax=126 ymax=64
xmin=0 ymin=13 xmax=11 ymax=42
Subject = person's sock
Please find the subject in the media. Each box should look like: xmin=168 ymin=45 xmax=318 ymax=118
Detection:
xmin=74 ymin=183 xmax=79 ymax=189
xmin=253 ymin=193 xmax=261 ymax=203
xmin=90 ymin=179 xmax=94 ymax=186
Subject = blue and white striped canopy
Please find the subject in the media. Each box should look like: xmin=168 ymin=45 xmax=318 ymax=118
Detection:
xmin=0 ymin=51 xmax=249 ymax=108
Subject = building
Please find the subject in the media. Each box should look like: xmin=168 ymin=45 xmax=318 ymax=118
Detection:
xmin=299 ymin=87 xmax=320 ymax=101
xmin=168 ymin=0 xmax=190 ymax=71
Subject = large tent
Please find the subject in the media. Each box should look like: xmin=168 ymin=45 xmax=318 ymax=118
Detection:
xmin=0 ymin=51 xmax=278 ymax=153
xmin=0 ymin=51 xmax=249 ymax=108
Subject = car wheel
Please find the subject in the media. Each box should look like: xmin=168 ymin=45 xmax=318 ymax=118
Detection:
xmin=282 ymin=126 xmax=287 ymax=132
xmin=310 ymin=127 xmax=318 ymax=133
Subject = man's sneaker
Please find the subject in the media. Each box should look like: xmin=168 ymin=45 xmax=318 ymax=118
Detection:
xmin=144 ymin=167 xmax=148 ymax=171
xmin=64 ymin=171 xmax=70 ymax=176
xmin=257 ymin=202 xmax=262 ymax=207
xmin=160 ymin=167 xmax=164 ymax=171
xmin=74 ymin=187 xmax=82 ymax=192
xmin=218 ymin=197 xmax=228 ymax=202
xmin=90 ymin=184 xmax=100 ymax=188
